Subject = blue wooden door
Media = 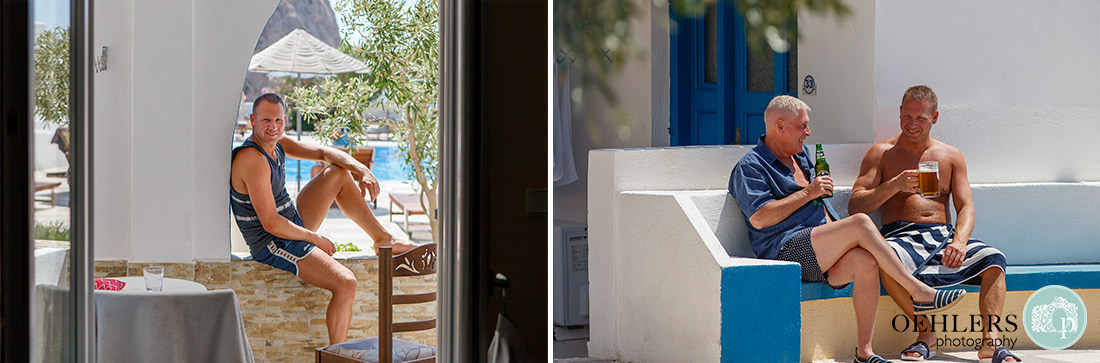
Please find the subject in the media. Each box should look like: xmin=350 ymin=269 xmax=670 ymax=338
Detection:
xmin=671 ymin=4 xmax=797 ymax=146
xmin=671 ymin=2 xmax=723 ymax=145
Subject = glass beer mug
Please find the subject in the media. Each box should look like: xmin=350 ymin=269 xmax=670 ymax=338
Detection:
xmin=918 ymin=161 xmax=939 ymax=197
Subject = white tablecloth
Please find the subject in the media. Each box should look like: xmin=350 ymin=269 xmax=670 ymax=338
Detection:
xmin=99 ymin=276 xmax=207 ymax=293
xmin=34 ymin=247 xmax=67 ymax=286
xmin=95 ymin=289 xmax=254 ymax=362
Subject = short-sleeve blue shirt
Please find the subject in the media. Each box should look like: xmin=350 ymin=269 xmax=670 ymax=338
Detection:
xmin=728 ymin=136 xmax=835 ymax=259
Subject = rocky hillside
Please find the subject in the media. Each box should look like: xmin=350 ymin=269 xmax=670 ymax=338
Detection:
xmin=242 ymin=0 xmax=342 ymax=101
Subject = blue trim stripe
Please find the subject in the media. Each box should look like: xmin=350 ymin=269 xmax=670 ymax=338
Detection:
xmin=802 ymin=264 xmax=1100 ymax=301
xmin=720 ymin=263 xmax=800 ymax=362
xmin=267 ymin=242 xmax=304 ymax=276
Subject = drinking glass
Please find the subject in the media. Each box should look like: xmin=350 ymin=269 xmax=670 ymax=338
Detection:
xmin=143 ymin=266 xmax=164 ymax=292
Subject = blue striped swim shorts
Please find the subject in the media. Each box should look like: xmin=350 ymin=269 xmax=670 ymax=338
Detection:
xmin=252 ymin=238 xmax=315 ymax=276
xmin=249 ymin=213 xmax=316 ymax=276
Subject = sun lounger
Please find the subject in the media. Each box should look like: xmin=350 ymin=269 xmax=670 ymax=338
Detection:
xmin=388 ymin=192 xmax=428 ymax=235
xmin=35 ymin=181 xmax=62 ymax=207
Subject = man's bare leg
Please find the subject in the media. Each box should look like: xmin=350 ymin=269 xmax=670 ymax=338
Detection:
xmin=297 ymin=164 xmax=418 ymax=254
xmin=825 ymin=248 xmax=880 ymax=358
xmin=975 ymin=267 xmax=1015 ymax=362
xmin=810 ymin=214 xmax=938 ymax=302
xmin=296 ymin=249 xmax=357 ymax=344
xmin=882 ymin=272 xmax=936 ymax=359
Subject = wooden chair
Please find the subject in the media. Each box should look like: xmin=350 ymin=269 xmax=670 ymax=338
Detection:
xmin=316 ymin=243 xmax=437 ymax=363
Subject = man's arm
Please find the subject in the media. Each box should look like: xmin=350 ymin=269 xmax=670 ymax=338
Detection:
xmin=235 ymin=148 xmax=336 ymax=255
xmin=943 ymin=148 xmax=974 ymax=268
xmin=731 ymin=161 xmax=832 ymax=230
xmin=848 ymin=143 xmax=919 ymax=215
xmin=747 ymin=177 xmax=832 ymax=229
xmin=279 ymin=135 xmax=380 ymax=200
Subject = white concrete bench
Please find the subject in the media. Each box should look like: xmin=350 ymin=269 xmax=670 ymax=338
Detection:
xmin=603 ymin=182 xmax=1100 ymax=361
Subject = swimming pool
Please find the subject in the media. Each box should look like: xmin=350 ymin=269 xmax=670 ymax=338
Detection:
xmin=284 ymin=144 xmax=413 ymax=183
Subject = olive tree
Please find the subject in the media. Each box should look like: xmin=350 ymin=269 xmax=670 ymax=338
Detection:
xmin=291 ymin=0 xmax=439 ymax=241
xmin=35 ymin=26 xmax=70 ymax=128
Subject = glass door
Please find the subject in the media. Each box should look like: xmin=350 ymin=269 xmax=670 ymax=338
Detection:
xmin=1 ymin=0 xmax=94 ymax=361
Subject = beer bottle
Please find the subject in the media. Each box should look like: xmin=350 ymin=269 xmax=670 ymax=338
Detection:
xmin=814 ymin=144 xmax=831 ymax=198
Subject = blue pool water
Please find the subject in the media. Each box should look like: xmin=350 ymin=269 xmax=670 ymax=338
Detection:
xmin=285 ymin=144 xmax=413 ymax=183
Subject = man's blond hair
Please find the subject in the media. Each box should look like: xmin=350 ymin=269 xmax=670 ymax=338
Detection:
xmin=764 ymin=95 xmax=810 ymax=125
xmin=902 ymin=85 xmax=938 ymax=113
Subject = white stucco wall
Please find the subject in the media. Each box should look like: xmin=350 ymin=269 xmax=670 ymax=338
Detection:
xmin=92 ymin=0 xmax=134 ymax=260
xmin=94 ymin=0 xmax=278 ymax=262
xmin=33 ymin=127 xmax=67 ymax=170
xmin=873 ymin=0 xmax=1100 ymax=183
xmin=798 ymin=0 xmax=875 ymax=145
xmin=608 ymin=192 xmax=725 ymax=362
xmin=554 ymin=0 xmax=664 ymax=225
xmin=564 ymin=0 xmax=1100 ymax=227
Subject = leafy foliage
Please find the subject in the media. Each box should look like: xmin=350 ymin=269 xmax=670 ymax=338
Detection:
xmin=35 ymin=221 xmax=70 ymax=241
xmin=290 ymin=0 xmax=440 ymax=240
xmin=335 ymin=242 xmax=362 ymax=252
xmin=291 ymin=76 xmax=380 ymax=147
xmin=34 ymin=27 xmax=70 ymax=128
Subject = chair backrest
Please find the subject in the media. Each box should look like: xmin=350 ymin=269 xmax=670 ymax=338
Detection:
xmin=378 ymin=243 xmax=437 ymax=363
xmin=335 ymin=146 xmax=375 ymax=169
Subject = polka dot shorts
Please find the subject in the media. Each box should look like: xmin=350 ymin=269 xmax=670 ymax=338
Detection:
xmin=774 ymin=227 xmax=849 ymax=290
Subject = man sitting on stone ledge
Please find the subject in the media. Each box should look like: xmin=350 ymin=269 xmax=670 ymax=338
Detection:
xmin=849 ymin=85 xmax=1017 ymax=363
xmin=729 ymin=95 xmax=967 ymax=363
xmin=229 ymin=93 xmax=419 ymax=344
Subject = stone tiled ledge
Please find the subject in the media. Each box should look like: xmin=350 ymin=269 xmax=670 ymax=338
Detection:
xmin=94 ymin=255 xmax=436 ymax=363
xmin=230 ymin=250 xmax=380 ymax=261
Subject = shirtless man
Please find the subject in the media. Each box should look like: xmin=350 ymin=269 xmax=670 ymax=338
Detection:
xmin=230 ymin=93 xmax=418 ymax=344
xmin=849 ymin=86 xmax=1018 ymax=363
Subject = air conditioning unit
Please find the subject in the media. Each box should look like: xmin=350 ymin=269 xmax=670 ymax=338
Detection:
xmin=553 ymin=220 xmax=588 ymax=327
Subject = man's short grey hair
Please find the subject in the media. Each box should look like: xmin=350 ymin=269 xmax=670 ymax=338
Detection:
xmin=764 ymin=95 xmax=810 ymax=125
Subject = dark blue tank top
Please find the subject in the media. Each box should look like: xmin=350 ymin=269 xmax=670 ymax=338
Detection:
xmin=230 ymin=140 xmax=300 ymax=254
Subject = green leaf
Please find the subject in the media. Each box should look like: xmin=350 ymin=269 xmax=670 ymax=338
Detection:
xmin=34 ymin=27 xmax=71 ymax=128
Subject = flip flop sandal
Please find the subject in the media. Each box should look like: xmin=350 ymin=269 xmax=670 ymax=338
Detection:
xmin=979 ymin=346 xmax=1023 ymax=363
xmin=913 ymin=288 xmax=967 ymax=314
xmin=855 ymin=350 xmax=895 ymax=363
xmin=899 ymin=341 xmax=935 ymax=361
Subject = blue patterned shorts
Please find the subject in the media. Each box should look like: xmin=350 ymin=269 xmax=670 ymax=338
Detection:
xmin=250 ymin=214 xmax=316 ymax=276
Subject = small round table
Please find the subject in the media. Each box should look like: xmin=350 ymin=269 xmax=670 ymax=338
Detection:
xmin=101 ymin=276 xmax=207 ymax=292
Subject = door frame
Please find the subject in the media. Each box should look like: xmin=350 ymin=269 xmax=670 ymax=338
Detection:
xmin=0 ymin=0 xmax=96 ymax=360
xmin=0 ymin=1 xmax=36 ymax=358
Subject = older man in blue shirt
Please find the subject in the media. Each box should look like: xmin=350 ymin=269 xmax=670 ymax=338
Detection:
xmin=729 ymin=95 xmax=967 ymax=363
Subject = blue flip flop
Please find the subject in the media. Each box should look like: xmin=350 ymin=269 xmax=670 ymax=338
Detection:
xmin=913 ymin=288 xmax=966 ymax=314
xmin=899 ymin=341 xmax=935 ymax=361
xmin=854 ymin=352 xmax=894 ymax=363
xmin=979 ymin=346 xmax=1023 ymax=363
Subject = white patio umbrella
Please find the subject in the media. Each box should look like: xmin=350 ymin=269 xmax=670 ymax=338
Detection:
xmin=248 ymin=28 xmax=368 ymax=74
xmin=248 ymin=28 xmax=369 ymax=190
